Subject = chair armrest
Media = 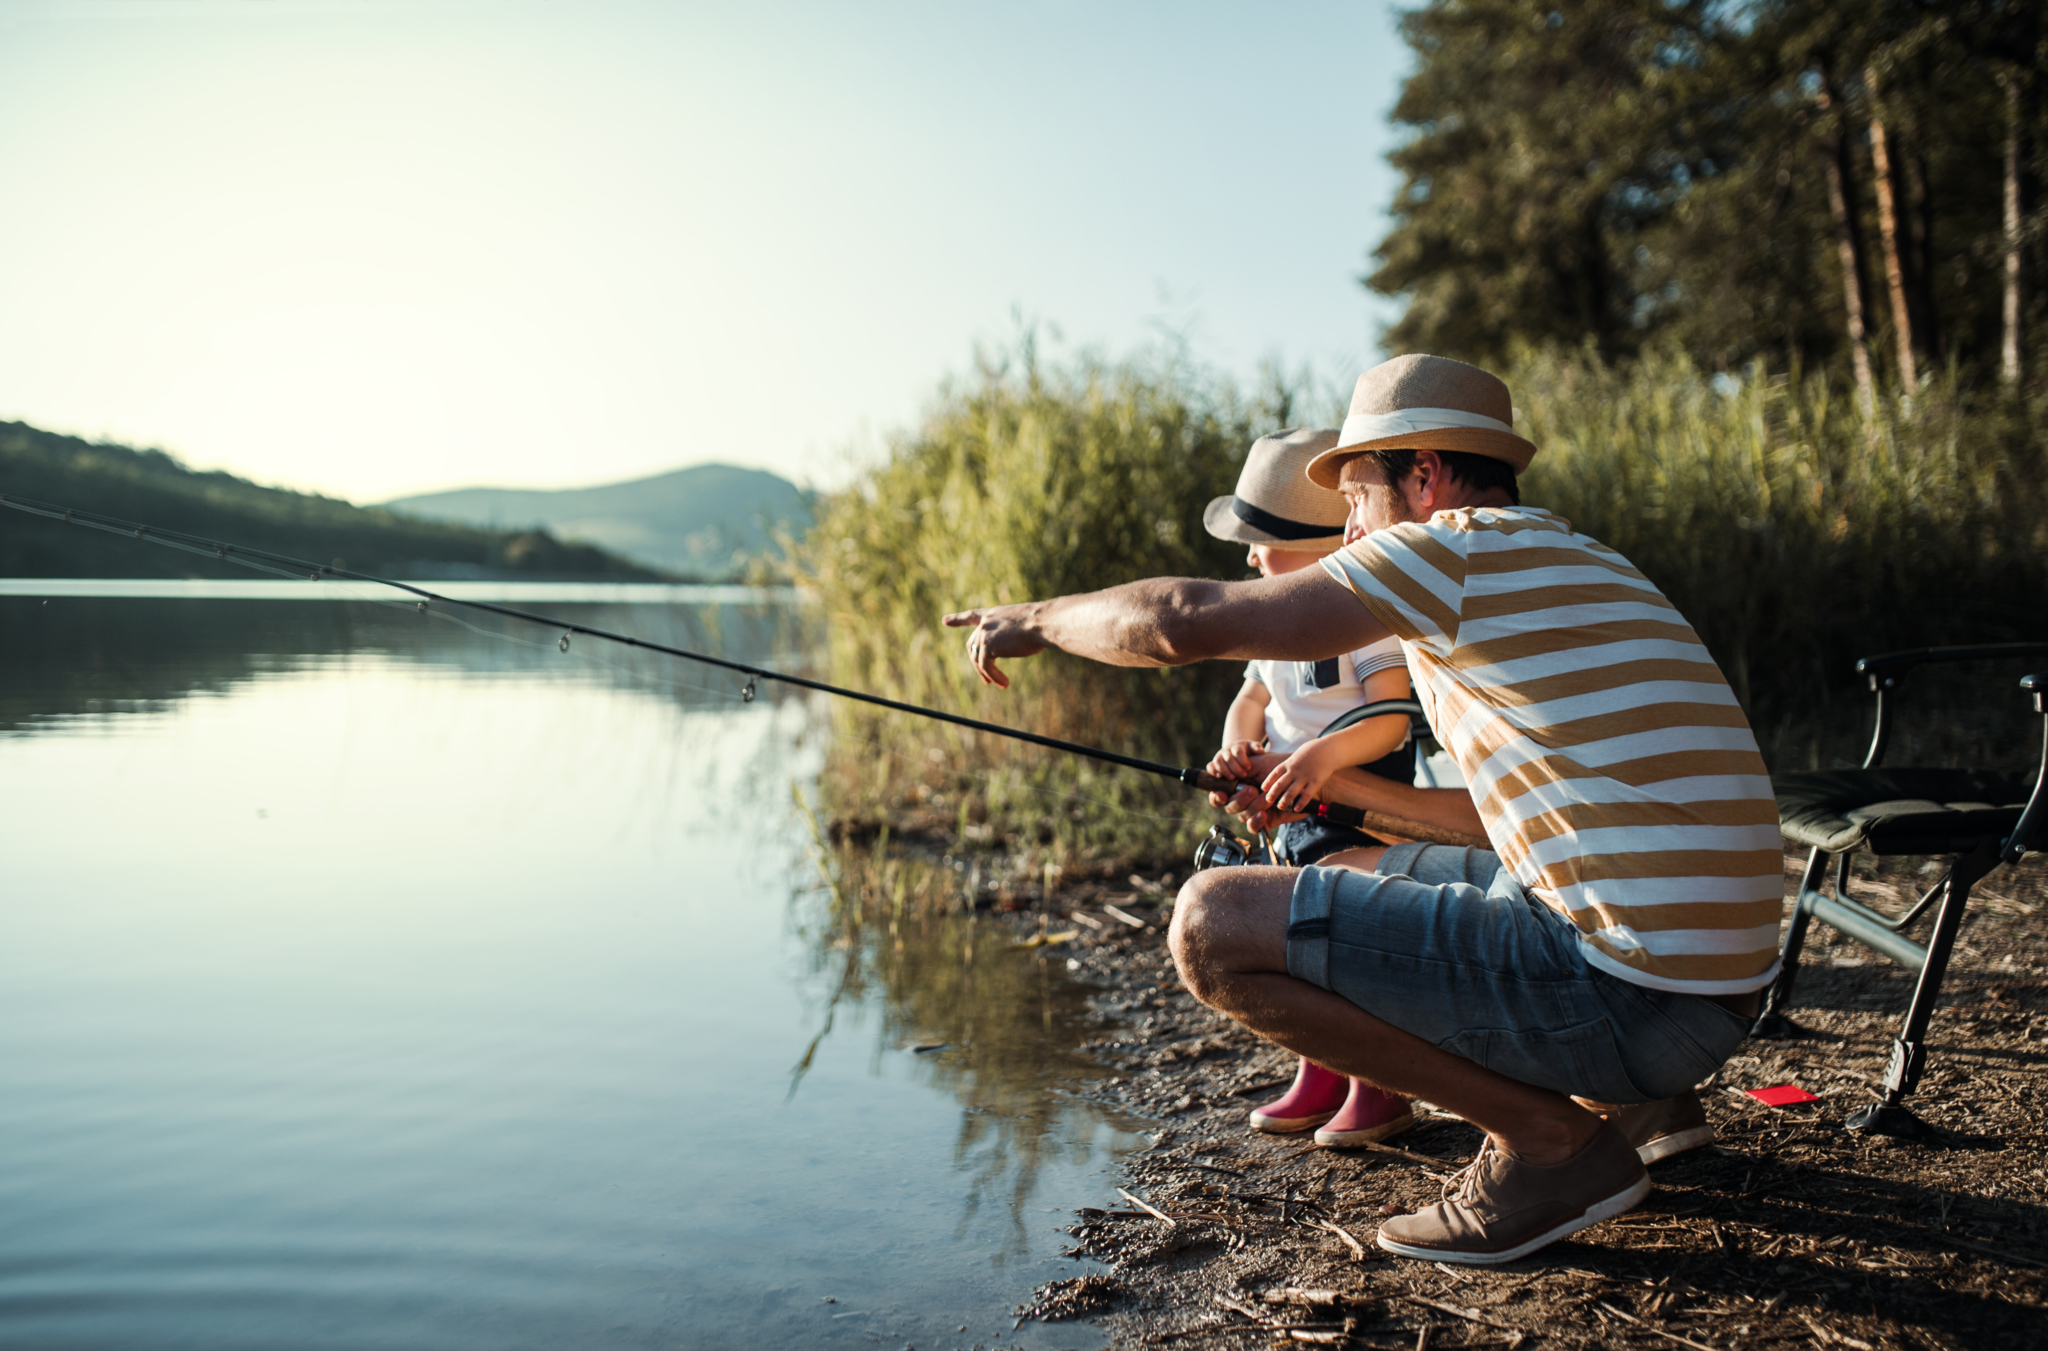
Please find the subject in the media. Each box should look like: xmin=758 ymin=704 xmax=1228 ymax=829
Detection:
xmin=2004 ymin=673 xmax=2048 ymax=863
xmin=1857 ymin=642 xmax=2048 ymax=687
xmin=1855 ymin=645 xmax=2048 ymax=769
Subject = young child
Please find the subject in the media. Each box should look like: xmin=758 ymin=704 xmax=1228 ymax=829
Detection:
xmin=1199 ymin=428 xmax=1418 ymax=1147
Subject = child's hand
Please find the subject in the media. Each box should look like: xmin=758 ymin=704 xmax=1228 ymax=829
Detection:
xmin=1260 ymin=742 xmax=1338 ymax=814
xmin=1208 ymin=739 xmax=1263 ymax=783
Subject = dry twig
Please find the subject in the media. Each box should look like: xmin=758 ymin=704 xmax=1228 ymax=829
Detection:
xmin=1211 ymin=1292 xmax=1264 ymax=1321
xmin=1594 ymin=1300 xmax=1718 ymax=1351
xmin=1402 ymin=1295 xmax=1519 ymax=1333
xmin=1119 ymin=1188 xmax=1176 ymax=1227
xmin=1313 ymin=1219 xmax=1369 ymax=1260
xmin=1319 ymin=1139 xmax=1447 ymax=1168
xmin=1940 ymin=1234 xmax=2046 ymax=1268
xmin=1143 ymin=1325 xmax=1266 ymax=1343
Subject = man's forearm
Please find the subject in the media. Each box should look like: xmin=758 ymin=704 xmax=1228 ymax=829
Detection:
xmin=947 ymin=562 xmax=1392 ymax=687
xmin=1024 ymin=577 xmax=1232 ymax=668
xmin=1317 ymin=766 xmax=1486 ymax=838
xmin=1021 ymin=570 xmax=1391 ymax=667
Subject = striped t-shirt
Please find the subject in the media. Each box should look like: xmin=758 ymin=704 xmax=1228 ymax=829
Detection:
xmin=1321 ymin=506 xmax=1783 ymax=994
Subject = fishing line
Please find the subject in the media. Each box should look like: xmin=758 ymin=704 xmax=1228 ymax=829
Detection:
xmin=358 ymin=599 xmax=1191 ymax=827
xmin=398 ymin=594 xmax=748 ymax=703
xmin=827 ymin=726 xmax=1215 ymax=829
xmin=2 ymin=490 xmax=1229 ymax=775
xmin=1 ymin=491 xmax=1474 ymax=845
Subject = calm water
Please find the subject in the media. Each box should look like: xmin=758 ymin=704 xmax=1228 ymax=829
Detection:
xmin=0 ymin=591 xmax=1143 ymax=1350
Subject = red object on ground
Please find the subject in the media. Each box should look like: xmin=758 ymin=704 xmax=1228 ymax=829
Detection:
xmin=1746 ymin=1084 xmax=1821 ymax=1106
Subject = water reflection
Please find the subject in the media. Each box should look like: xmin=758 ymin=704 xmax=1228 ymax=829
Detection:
xmin=789 ymin=831 xmax=1144 ymax=1264
xmin=0 ymin=593 xmax=1142 ymax=1349
xmin=0 ymin=594 xmax=807 ymax=729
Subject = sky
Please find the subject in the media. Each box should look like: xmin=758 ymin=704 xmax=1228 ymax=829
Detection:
xmin=0 ymin=0 xmax=1414 ymax=503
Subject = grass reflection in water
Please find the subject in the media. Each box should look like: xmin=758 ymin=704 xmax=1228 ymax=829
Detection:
xmin=788 ymin=817 xmax=1141 ymax=1262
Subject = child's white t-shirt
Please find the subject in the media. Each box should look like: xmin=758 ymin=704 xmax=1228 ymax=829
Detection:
xmin=1245 ymin=634 xmax=1409 ymax=755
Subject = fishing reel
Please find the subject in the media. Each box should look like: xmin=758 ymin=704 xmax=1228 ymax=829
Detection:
xmin=1192 ymin=825 xmax=1251 ymax=871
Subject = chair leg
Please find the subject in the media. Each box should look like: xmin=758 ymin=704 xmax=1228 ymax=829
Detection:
xmin=1753 ymin=848 xmax=1829 ymax=1040
xmin=1845 ymin=836 xmax=2002 ymax=1138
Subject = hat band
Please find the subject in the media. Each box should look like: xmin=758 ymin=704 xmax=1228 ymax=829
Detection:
xmin=1337 ymin=406 xmax=1514 ymax=448
xmin=1232 ymin=498 xmax=1339 ymax=541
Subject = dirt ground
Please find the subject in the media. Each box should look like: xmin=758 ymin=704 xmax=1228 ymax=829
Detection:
xmin=1012 ymin=848 xmax=2048 ymax=1351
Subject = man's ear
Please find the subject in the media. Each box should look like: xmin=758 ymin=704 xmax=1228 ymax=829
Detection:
xmin=1408 ymin=450 xmax=1445 ymax=512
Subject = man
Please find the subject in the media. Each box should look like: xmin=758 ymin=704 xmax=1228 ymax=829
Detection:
xmin=943 ymin=353 xmax=1783 ymax=1265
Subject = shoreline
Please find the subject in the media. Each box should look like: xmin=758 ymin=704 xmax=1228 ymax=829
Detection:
xmin=1005 ymin=849 xmax=2047 ymax=1350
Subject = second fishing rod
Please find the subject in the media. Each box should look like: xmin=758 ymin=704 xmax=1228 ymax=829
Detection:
xmin=0 ymin=491 xmax=1474 ymax=846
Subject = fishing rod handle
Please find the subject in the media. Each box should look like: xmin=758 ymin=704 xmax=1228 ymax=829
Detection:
xmin=1179 ymin=768 xmax=1249 ymax=795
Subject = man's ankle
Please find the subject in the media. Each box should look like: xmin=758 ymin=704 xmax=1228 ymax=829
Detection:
xmin=1487 ymin=1105 xmax=1603 ymax=1166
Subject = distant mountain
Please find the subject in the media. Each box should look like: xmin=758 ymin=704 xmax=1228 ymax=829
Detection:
xmin=384 ymin=464 xmax=812 ymax=580
xmin=0 ymin=421 xmax=661 ymax=581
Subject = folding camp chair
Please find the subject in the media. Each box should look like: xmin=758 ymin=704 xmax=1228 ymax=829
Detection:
xmin=1754 ymin=642 xmax=2048 ymax=1138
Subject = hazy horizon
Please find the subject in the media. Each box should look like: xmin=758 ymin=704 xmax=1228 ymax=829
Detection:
xmin=0 ymin=1 xmax=1411 ymax=505
xmin=380 ymin=457 xmax=804 ymax=505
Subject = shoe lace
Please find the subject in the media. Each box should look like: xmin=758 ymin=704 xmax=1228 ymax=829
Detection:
xmin=1441 ymin=1138 xmax=1497 ymax=1207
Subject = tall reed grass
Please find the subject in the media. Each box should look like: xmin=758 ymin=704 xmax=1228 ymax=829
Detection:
xmin=797 ymin=346 xmax=1293 ymax=864
xmin=1515 ymin=348 xmax=2048 ymax=768
xmin=798 ymin=342 xmax=2048 ymax=864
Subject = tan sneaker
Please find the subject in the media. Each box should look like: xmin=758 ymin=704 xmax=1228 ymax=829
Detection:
xmin=1574 ymin=1090 xmax=1715 ymax=1165
xmin=1376 ymin=1121 xmax=1649 ymax=1265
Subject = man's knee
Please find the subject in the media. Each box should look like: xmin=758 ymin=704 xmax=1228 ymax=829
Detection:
xmin=1166 ymin=871 xmax=1224 ymax=998
xmin=1168 ymin=867 xmax=1293 ymax=1006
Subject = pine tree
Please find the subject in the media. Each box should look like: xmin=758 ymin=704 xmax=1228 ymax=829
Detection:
xmin=1368 ymin=0 xmax=2047 ymax=385
xmin=1368 ymin=0 xmax=1727 ymax=366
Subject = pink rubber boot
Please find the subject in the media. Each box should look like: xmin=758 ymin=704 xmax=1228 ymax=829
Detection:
xmin=1312 ymin=1078 xmax=1417 ymax=1146
xmin=1248 ymin=1057 xmax=1348 ymax=1133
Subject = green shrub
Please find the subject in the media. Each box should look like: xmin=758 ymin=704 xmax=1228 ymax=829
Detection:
xmin=797 ymin=347 xmax=1295 ymax=865
xmin=1514 ymin=347 xmax=2048 ymax=769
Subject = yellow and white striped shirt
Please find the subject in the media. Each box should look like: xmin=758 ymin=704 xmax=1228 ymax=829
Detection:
xmin=1322 ymin=506 xmax=1783 ymax=994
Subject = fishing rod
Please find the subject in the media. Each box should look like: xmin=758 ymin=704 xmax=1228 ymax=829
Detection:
xmin=0 ymin=491 xmax=1478 ymax=847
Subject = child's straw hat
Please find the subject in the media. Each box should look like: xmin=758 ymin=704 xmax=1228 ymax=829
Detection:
xmin=1305 ymin=354 xmax=1537 ymax=489
xmin=1203 ymin=427 xmax=1348 ymax=551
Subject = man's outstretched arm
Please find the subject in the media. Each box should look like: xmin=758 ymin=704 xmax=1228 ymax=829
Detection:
xmin=943 ymin=565 xmax=1391 ymax=688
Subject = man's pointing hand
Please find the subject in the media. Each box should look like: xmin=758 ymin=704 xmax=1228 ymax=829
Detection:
xmin=942 ymin=605 xmax=1047 ymax=688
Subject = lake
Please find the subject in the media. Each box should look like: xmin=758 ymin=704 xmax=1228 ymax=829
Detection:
xmin=0 ymin=586 xmax=1145 ymax=1350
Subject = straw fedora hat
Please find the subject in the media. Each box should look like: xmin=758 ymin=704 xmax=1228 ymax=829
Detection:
xmin=1304 ymin=354 xmax=1537 ymax=489
xmin=1203 ymin=427 xmax=1348 ymax=551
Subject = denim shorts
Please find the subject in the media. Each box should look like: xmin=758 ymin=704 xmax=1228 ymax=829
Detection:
xmin=1275 ymin=817 xmax=1381 ymax=867
xmin=1285 ymin=843 xmax=1752 ymax=1104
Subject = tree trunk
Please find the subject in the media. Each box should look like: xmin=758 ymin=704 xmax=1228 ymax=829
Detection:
xmin=1907 ymin=145 xmax=1940 ymax=360
xmin=1818 ymin=70 xmax=1875 ymax=412
xmin=2004 ymin=76 xmax=2023 ymax=388
xmin=1866 ymin=70 xmax=1918 ymax=396
xmin=1582 ymin=209 xmax=1611 ymax=350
